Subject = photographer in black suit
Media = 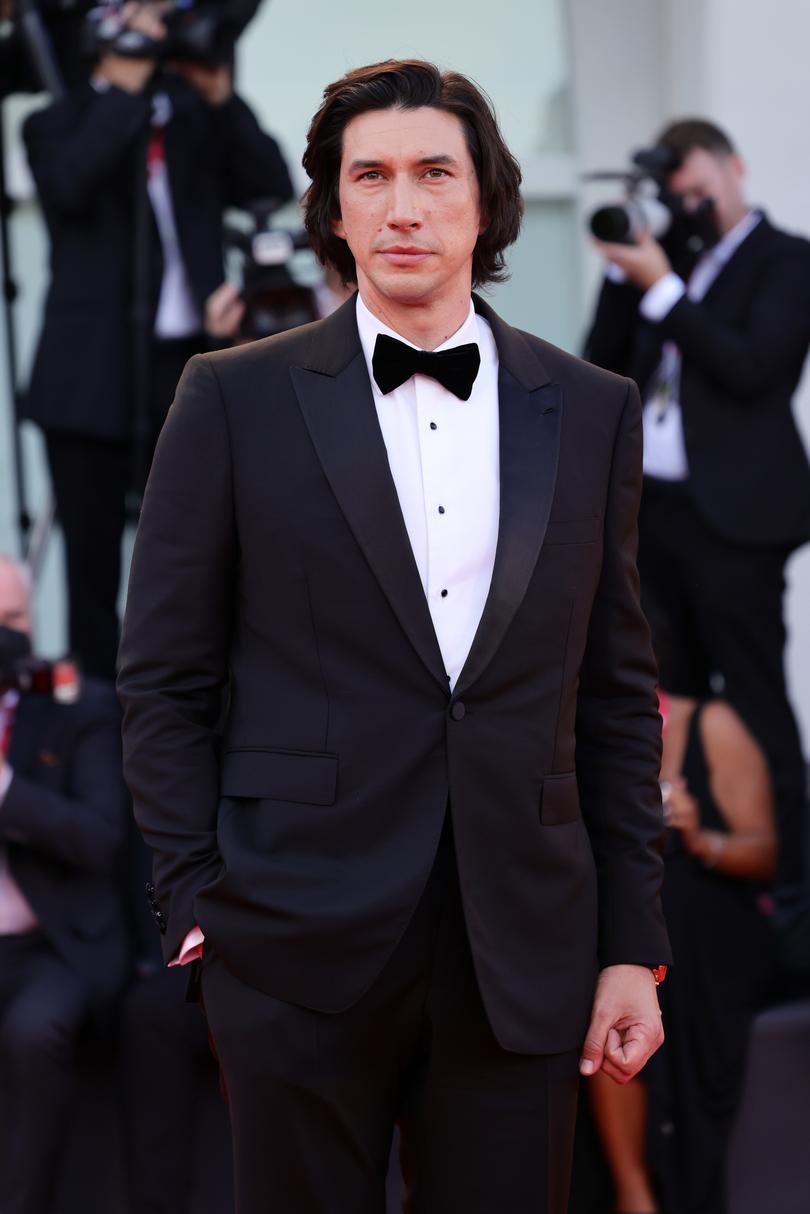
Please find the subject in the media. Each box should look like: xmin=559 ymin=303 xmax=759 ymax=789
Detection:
xmin=585 ymin=119 xmax=810 ymax=898
xmin=0 ymin=553 xmax=130 ymax=1213
xmin=22 ymin=0 xmax=293 ymax=680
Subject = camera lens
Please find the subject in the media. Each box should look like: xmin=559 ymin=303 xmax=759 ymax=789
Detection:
xmin=589 ymin=205 xmax=633 ymax=243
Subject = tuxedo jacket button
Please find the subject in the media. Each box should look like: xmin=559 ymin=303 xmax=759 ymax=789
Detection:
xmin=450 ymin=701 xmax=466 ymax=721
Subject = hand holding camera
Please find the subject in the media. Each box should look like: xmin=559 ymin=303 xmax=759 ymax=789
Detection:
xmin=171 ymin=59 xmax=232 ymax=106
xmin=594 ymin=227 xmax=673 ymax=292
xmin=97 ymin=1 xmax=169 ymax=94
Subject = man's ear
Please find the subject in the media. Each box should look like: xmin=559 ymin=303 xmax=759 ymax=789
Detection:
xmin=731 ymin=153 xmax=747 ymax=186
xmin=332 ymin=211 xmax=346 ymax=241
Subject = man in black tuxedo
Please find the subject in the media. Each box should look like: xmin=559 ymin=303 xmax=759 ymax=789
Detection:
xmin=118 ymin=60 xmax=671 ymax=1214
xmin=585 ymin=118 xmax=810 ymax=897
xmin=0 ymin=554 xmax=130 ymax=1213
xmin=22 ymin=0 xmax=293 ymax=680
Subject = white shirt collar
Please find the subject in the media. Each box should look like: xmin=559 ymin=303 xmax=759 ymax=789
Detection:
xmin=355 ymin=294 xmax=482 ymax=397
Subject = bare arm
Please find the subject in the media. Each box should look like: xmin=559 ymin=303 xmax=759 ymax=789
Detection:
xmin=669 ymin=700 xmax=777 ymax=881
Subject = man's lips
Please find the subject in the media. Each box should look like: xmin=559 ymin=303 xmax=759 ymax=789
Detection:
xmin=377 ymin=247 xmax=434 ymax=265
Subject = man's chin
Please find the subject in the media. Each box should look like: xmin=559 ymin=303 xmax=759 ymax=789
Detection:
xmin=365 ymin=269 xmax=439 ymax=307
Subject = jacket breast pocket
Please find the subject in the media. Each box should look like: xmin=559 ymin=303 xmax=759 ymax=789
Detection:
xmin=539 ymin=772 xmax=581 ymax=825
xmin=220 ymin=748 xmax=338 ymax=806
xmin=543 ymin=516 xmax=602 ymax=546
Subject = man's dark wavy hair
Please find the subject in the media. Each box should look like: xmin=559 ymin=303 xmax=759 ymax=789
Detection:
xmin=301 ymin=59 xmax=524 ymax=289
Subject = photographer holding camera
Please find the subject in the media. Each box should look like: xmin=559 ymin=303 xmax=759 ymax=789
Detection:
xmin=0 ymin=553 xmax=130 ymax=1212
xmin=585 ymin=119 xmax=810 ymax=900
xmin=21 ymin=0 xmax=294 ymax=680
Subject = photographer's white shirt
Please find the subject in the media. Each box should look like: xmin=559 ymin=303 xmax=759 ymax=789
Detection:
xmin=91 ymin=78 xmax=203 ymax=339
xmin=637 ymin=209 xmax=761 ymax=480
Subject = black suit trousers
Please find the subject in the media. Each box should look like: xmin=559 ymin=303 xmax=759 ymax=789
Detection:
xmin=637 ymin=478 xmax=806 ymax=892
xmin=200 ymin=818 xmax=580 ymax=1214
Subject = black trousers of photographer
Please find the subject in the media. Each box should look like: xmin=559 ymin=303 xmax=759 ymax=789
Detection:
xmin=45 ymin=335 xmax=205 ymax=683
xmin=638 ymin=477 xmax=807 ymax=895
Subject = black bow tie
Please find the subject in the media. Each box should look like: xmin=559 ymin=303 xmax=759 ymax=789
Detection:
xmin=372 ymin=333 xmax=481 ymax=401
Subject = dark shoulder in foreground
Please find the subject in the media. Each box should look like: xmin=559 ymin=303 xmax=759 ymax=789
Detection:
xmin=199 ymin=297 xmax=358 ymax=386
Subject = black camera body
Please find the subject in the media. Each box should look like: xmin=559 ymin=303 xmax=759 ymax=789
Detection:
xmin=86 ymin=0 xmax=256 ymax=66
xmin=224 ymin=201 xmax=319 ymax=341
xmin=586 ymin=144 xmax=720 ymax=269
xmin=0 ymin=0 xmax=265 ymax=100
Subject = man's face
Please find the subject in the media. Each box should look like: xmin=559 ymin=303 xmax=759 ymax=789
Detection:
xmin=333 ymin=106 xmax=484 ymax=311
xmin=0 ymin=562 xmax=32 ymax=639
xmin=665 ymin=147 xmax=747 ymax=235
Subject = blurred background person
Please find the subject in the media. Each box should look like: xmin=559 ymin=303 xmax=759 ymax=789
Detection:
xmin=588 ymin=691 xmax=777 ymax=1214
xmin=584 ymin=119 xmax=810 ymax=907
xmin=20 ymin=0 xmax=293 ymax=681
xmin=203 ymin=262 xmax=353 ymax=348
xmin=0 ymin=551 xmax=130 ymax=1213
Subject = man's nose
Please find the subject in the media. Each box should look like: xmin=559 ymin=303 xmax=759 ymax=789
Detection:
xmin=386 ymin=175 xmax=422 ymax=229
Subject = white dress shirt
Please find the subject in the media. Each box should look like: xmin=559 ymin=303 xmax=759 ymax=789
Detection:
xmin=0 ymin=691 xmax=40 ymax=935
xmin=355 ymin=293 xmax=500 ymax=690
xmin=91 ymin=79 xmax=202 ymax=339
xmin=639 ymin=209 xmax=762 ymax=480
xmin=146 ymin=93 xmax=203 ymax=339
xmin=172 ymin=292 xmax=501 ymax=967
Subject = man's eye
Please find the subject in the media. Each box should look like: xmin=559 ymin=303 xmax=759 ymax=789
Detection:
xmin=359 ymin=171 xmax=383 ymax=181
xmin=425 ymin=168 xmax=448 ymax=178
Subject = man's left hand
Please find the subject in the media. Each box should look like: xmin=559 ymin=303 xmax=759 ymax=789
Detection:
xmin=579 ymin=964 xmax=664 ymax=1084
xmin=172 ymin=61 xmax=232 ymax=106
xmin=595 ymin=229 xmax=672 ymax=292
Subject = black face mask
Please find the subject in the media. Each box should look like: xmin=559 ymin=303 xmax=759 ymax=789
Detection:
xmin=0 ymin=625 xmax=31 ymax=667
xmin=658 ymin=191 xmax=721 ymax=277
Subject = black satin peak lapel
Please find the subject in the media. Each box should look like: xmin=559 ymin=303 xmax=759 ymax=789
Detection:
xmin=291 ymin=352 xmax=449 ymax=696
xmin=454 ymin=372 xmax=563 ymax=699
xmin=291 ymin=292 xmax=561 ymax=700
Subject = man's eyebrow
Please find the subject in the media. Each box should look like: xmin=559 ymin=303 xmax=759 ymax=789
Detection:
xmin=346 ymin=154 xmax=460 ymax=173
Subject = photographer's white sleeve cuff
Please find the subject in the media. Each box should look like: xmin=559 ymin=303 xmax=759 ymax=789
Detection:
xmin=640 ymin=273 xmax=686 ymax=322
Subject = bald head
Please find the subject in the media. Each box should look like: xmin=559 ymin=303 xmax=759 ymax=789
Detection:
xmin=0 ymin=554 xmax=32 ymax=638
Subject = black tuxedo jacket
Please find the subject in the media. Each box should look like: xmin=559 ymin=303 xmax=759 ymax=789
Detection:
xmin=584 ymin=215 xmax=810 ymax=549
xmin=118 ymin=294 xmax=671 ymax=1055
xmin=2 ymin=680 xmax=131 ymax=1002
xmin=22 ymin=77 xmax=293 ymax=442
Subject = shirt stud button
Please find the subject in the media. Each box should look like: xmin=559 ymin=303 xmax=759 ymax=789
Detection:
xmin=430 ymin=422 xmax=437 ymax=430
xmin=440 ymin=589 xmax=448 ymax=598
xmin=438 ymin=506 xmax=445 ymax=515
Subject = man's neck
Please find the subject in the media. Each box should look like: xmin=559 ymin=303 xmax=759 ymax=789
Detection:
xmin=718 ymin=203 xmax=751 ymax=238
xmin=356 ymin=284 xmax=473 ymax=351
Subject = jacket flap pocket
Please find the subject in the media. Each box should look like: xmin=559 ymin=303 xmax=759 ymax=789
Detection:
xmin=540 ymin=772 xmax=580 ymax=825
xmin=221 ymin=749 xmax=338 ymax=806
xmin=544 ymin=516 xmax=601 ymax=546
